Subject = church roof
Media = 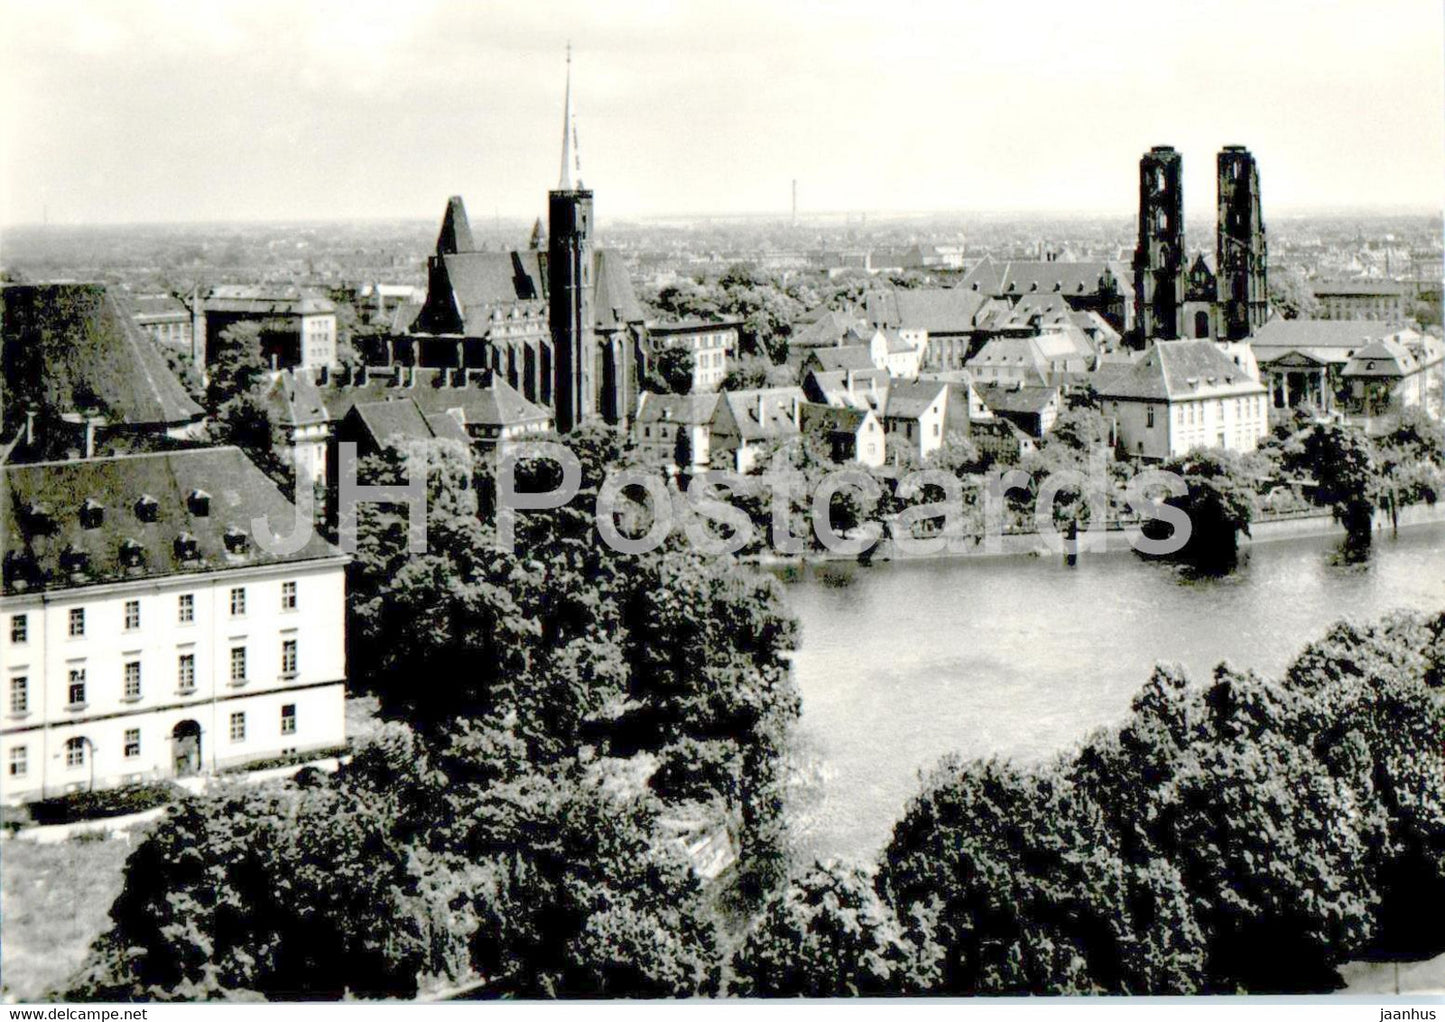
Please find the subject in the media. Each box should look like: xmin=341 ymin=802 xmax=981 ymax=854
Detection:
xmin=961 ymin=257 xmax=1132 ymax=299
xmin=436 ymin=195 xmax=476 ymax=255
xmin=1 ymin=283 xmax=204 ymax=429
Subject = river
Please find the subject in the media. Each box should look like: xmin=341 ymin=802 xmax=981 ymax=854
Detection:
xmin=779 ymin=521 xmax=1445 ymax=865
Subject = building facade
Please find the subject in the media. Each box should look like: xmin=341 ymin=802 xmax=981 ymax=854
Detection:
xmin=2 ymin=448 xmax=348 ymax=804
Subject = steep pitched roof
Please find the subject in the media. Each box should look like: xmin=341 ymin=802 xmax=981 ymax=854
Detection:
xmin=867 ymin=288 xmax=987 ymax=333
xmin=465 ymin=372 xmax=552 ymax=428
xmin=961 ymin=259 xmax=1129 ymax=299
xmin=635 ymin=391 xmax=721 ymax=427
xmin=1095 ymin=340 xmax=1265 ymax=402
xmin=2 ymin=283 xmax=204 ymax=429
xmin=883 ymin=379 xmax=948 ymax=420
xmin=592 ymin=250 xmax=647 ymax=328
xmin=264 ymin=369 xmax=329 ymax=428
xmin=807 ymin=345 xmax=876 ymax=373
xmin=3 ymin=447 xmax=340 ymax=595
xmin=978 ymin=383 xmax=1061 ymax=415
xmin=715 ymin=387 xmax=804 ymax=442
xmin=322 ymin=367 xmax=549 ymax=429
xmin=790 ymin=309 xmax=868 ymax=350
xmin=436 ymin=195 xmax=476 ymax=255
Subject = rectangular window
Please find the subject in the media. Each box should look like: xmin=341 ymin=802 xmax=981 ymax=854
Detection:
xmin=124 ymin=660 xmax=142 ymax=699
xmin=68 ymin=608 xmax=85 ymax=637
xmin=9 ymin=615 xmax=26 ymax=644
xmin=230 ymin=588 xmax=246 ymax=616
xmin=1146 ymin=406 xmax=1156 ymax=428
xmin=229 ymin=711 xmax=246 ymax=742
xmin=178 ymin=653 xmax=196 ymax=693
xmin=124 ymin=600 xmax=140 ymax=631
xmin=281 ymin=703 xmax=296 ymax=735
xmin=178 ymin=593 xmax=195 ymax=624
xmin=230 ymin=646 xmax=247 ymax=684
xmin=68 ymin=669 xmax=86 ymax=707
xmin=66 ymin=739 xmax=85 ymax=768
xmin=281 ymin=639 xmax=298 ymax=677
xmin=9 ymin=676 xmax=27 ymax=715
xmin=281 ymin=581 xmax=297 ymax=611
xmin=124 ymin=728 xmax=140 ymax=758
xmin=8 ymin=746 xmax=26 ymax=777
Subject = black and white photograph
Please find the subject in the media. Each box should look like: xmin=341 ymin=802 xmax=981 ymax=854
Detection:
xmin=1 ymin=0 xmax=1444 ymax=1011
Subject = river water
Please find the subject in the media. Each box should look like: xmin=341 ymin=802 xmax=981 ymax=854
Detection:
xmin=779 ymin=521 xmax=1445 ymax=865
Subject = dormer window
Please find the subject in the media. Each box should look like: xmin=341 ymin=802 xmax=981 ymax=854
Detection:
xmin=3 ymin=551 xmax=37 ymax=589
xmin=223 ymin=527 xmax=250 ymax=555
xmin=136 ymin=495 xmax=159 ymax=523
xmin=60 ymin=545 xmax=89 ymax=574
xmin=188 ymin=490 xmax=211 ymax=516
xmin=174 ymin=532 xmax=200 ymax=562
xmin=119 ymin=538 xmax=145 ymax=568
xmin=79 ymin=499 xmax=105 ymax=529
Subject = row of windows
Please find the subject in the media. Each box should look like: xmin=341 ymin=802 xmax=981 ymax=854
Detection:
xmin=5 ymin=705 xmax=298 ymax=777
xmin=12 ymin=581 xmax=299 ymax=642
xmin=8 ymin=639 xmax=298 ymax=715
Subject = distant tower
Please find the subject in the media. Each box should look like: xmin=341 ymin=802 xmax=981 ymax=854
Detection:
xmin=1133 ymin=146 xmax=1186 ymax=341
xmin=548 ymin=44 xmax=596 ymax=433
xmin=1216 ymin=146 xmax=1268 ymax=340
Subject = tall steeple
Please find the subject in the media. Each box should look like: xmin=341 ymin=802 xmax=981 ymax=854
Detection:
xmin=558 ymin=42 xmax=581 ymax=191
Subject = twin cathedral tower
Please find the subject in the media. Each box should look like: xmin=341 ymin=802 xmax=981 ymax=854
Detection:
xmin=1133 ymin=144 xmax=1269 ymax=343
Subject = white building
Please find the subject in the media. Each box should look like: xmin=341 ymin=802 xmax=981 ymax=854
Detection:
xmin=1096 ymin=340 xmax=1269 ymax=460
xmin=644 ymin=319 xmax=739 ymax=392
xmin=1 ymin=447 xmax=349 ymax=804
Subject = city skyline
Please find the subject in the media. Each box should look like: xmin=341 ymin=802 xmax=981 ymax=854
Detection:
xmin=2 ymin=0 xmax=1444 ymax=227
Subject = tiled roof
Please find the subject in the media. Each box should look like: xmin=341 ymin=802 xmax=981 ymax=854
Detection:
xmin=883 ymin=380 xmax=948 ymax=420
xmin=808 ymin=345 xmax=876 ymax=373
xmin=978 ymin=383 xmax=1060 ymax=415
xmin=866 ymin=288 xmax=986 ymax=333
xmin=789 ymin=310 xmax=867 ymax=349
xmin=2 ymin=447 xmax=341 ymax=596
xmin=321 ymin=368 xmax=549 ymax=429
xmin=593 ymin=250 xmax=647 ymax=328
xmin=2 ymin=283 xmax=204 ymax=428
xmin=1342 ymin=339 xmax=1419 ymax=378
xmin=264 ymin=369 xmax=329 ymax=428
xmin=1095 ymin=340 xmax=1265 ymax=402
xmin=635 ymin=392 xmax=721 ymax=426
xmin=961 ymin=258 xmax=1131 ymax=299
xmin=1251 ymin=318 xmax=1411 ymax=356
xmin=800 ymin=402 xmax=871 ymax=436
xmin=716 ymin=387 xmax=804 ymax=442
xmin=420 ymin=249 xmax=641 ymax=335
xmin=350 ymin=398 xmax=471 ymax=447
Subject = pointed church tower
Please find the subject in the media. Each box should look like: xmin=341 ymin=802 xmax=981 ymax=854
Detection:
xmin=436 ymin=195 xmax=475 ymax=255
xmin=528 ymin=216 xmax=545 ymax=251
xmin=548 ymin=44 xmax=596 ymax=433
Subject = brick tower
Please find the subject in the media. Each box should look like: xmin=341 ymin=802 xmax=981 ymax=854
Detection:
xmin=548 ymin=45 xmax=596 ymax=434
xmin=1133 ymin=146 xmax=1186 ymax=341
xmin=1216 ymin=145 xmax=1268 ymax=340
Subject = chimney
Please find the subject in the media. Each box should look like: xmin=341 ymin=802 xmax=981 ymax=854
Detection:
xmin=845 ymin=368 xmax=855 ymax=392
xmin=756 ymin=393 xmax=766 ymax=423
xmin=83 ymin=417 xmax=98 ymax=459
xmin=24 ymin=408 xmax=36 ymax=447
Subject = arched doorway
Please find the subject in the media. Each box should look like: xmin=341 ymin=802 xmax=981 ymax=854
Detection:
xmin=1195 ymin=310 xmax=1211 ymax=338
xmin=172 ymin=720 xmax=201 ymax=776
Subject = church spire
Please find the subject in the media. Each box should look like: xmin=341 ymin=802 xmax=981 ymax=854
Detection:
xmin=558 ymin=43 xmax=581 ymax=190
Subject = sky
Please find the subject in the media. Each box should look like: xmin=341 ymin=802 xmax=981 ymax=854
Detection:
xmin=1 ymin=0 xmax=1443 ymax=226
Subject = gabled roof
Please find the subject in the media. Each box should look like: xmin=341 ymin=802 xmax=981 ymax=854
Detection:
xmin=322 ymin=368 xmax=549 ymax=429
xmin=882 ymin=379 xmax=948 ymax=420
xmin=1095 ymin=340 xmax=1265 ymax=402
xmin=593 ymin=250 xmax=647 ymax=328
xmin=978 ymin=383 xmax=1061 ymax=416
xmin=715 ymin=387 xmax=804 ymax=441
xmin=807 ymin=345 xmax=876 ymax=373
xmin=264 ymin=369 xmax=329 ymax=428
xmin=960 ymin=258 xmax=1130 ymax=299
xmin=789 ymin=309 xmax=868 ymax=350
xmin=3 ymin=447 xmax=341 ymax=596
xmin=1343 ymin=338 xmax=1420 ymax=378
xmin=803 ymin=368 xmax=889 ymax=410
xmin=349 ymin=398 xmax=472 ymax=448
xmin=635 ymin=391 xmax=721 ymax=427
xmin=866 ymin=288 xmax=986 ymax=333
xmin=800 ymin=402 xmax=872 ymax=436
xmin=2 ymin=283 xmax=204 ymax=429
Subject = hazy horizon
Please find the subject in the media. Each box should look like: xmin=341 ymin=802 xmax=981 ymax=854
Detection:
xmin=3 ymin=0 xmax=1443 ymax=228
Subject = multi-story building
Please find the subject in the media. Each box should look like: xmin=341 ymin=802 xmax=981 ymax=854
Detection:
xmin=1311 ymin=280 xmax=1410 ymax=322
xmin=1 ymin=447 xmax=348 ymax=804
xmin=202 ymin=285 xmax=339 ymax=371
xmin=643 ymin=319 xmax=739 ymax=392
xmin=1096 ymin=340 xmax=1269 ymax=459
xmin=131 ymin=293 xmax=201 ymax=362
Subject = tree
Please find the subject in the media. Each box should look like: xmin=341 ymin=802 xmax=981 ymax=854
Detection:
xmin=1268 ymin=267 xmax=1320 ymax=321
xmin=732 ymin=862 xmax=939 ymax=996
xmin=1301 ymin=423 xmax=1379 ymax=548
xmin=652 ymin=346 xmax=695 ymax=395
xmin=1158 ymin=450 xmax=1257 ymax=568
xmin=721 ymin=354 xmax=794 ymax=391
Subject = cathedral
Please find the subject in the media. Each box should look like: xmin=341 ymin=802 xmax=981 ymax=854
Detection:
xmin=1132 ymin=144 xmax=1268 ymax=344
xmin=391 ymin=52 xmax=644 ymax=432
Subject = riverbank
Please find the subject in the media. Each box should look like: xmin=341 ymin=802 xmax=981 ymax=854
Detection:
xmin=750 ymin=501 xmax=1445 ymax=568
